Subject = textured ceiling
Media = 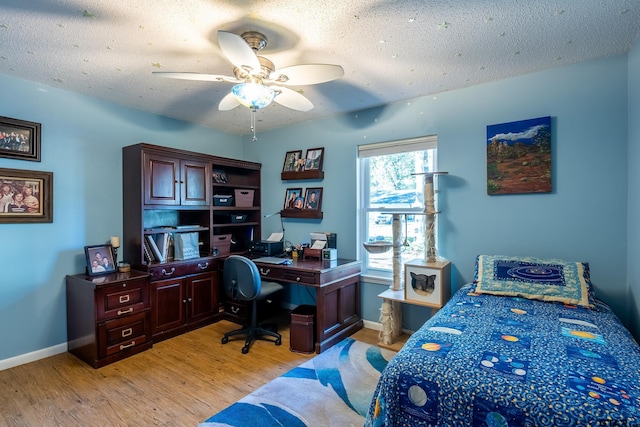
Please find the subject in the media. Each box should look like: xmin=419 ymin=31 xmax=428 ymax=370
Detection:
xmin=0 ymin=0 xmax=639 ymax=136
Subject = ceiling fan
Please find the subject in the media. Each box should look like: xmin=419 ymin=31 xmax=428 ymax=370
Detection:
xmin=153 ymin=30 xmax=344 ymax=113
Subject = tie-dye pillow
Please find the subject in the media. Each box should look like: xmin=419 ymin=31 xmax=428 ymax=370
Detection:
xmin=472 ymin=255 xmax=594 ymax=308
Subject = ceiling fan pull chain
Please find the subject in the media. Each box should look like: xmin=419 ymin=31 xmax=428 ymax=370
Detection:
xmin=251 ymin=107 xmax=258 ymax=142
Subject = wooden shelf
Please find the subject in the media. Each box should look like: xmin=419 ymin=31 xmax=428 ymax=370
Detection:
xmin=377 ymin=288 xmax=443 ymax=309
xmin=281 ymin=170 xmax=324 ymax=181
xmin=280 ymin=209 xmax=323 ymax=219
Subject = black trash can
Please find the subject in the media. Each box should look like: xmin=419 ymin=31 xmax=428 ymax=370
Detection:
xmin=290 ymin=305 xmax=316 ymax=354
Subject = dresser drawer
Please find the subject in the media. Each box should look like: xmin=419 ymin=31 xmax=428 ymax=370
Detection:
xmin=98 ymin=311 xmax=151 ymax=358
xmin=96 ymin=278 xmax=149 ymax=322
xmin=148 ymin=258 xmax=216 ymax=281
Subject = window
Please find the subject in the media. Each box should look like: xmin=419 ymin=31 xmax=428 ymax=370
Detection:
xmin=358 ymin=136 xmax=437 ymax=277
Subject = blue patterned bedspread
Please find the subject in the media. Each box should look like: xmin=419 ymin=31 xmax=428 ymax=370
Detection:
xmin=366 ymin=285 xmax=640 ymax=427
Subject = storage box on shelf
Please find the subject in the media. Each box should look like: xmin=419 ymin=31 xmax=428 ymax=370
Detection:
xmin=234 ymin=189 xmax=254 ymax=207
xmin=211 ymin=159 xmax=261 ymax=256
xmin=212 ymin=234 xmax=232 ymax=256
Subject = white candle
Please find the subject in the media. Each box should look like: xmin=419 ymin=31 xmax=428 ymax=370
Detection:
xmin=110 ymin=236 xmax=120 ymax=248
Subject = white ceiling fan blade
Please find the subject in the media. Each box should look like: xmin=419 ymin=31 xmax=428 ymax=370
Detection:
xmin=218 ymin=92 xmax=241 ymax=111
xmin=270 ymin=64 xmax=344 ymax=86
xmin=218 ymin=31 xmax=260 ymax=73
xmin=153 ymin=72 xmax=240 ymax=83
xmin=272 ymin=86 xmax=314 ymax=111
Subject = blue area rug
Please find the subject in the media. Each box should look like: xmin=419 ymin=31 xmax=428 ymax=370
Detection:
xmin=200 ymin=337 xmax=396 ymax=427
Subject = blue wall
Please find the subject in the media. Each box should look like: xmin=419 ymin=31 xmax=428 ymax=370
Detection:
xmin=242 ymin=54 xmax=633 ymax=337
xmin=0 ymin=75 xmax=242 ymax=362
xmin=0 ymin=49 xmax=637 ymax=364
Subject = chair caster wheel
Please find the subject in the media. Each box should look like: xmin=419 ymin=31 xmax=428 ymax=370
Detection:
xmin=275 ymin=338 xmax=282 ymax=346
xmin=242 ymin=346 xmax=249 ymax=354
xmin=221 ymin=336 xmax=228 ymax=344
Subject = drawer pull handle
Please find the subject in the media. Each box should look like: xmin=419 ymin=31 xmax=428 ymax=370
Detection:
xmin=162 ymin=268 xmax=175 ymax=276
xmin=122 ymin=328 xmax=133 ymax=338
xmin=231 ymin=306 xmax=240 ymax=314
xmin=119 ymin=295 xmax=130 ymax=304
xmin=198 ymin=262 xmax=209 ymax=270
xmin=260 ymin=268 xmax=271 ymax=275
xmin=120 ymin=341 xmax=135 ymax=350
xmin=117 ymin=307 xmax=133 ymax=315
xmin=296 ymin=276 xmax=301 ymax=282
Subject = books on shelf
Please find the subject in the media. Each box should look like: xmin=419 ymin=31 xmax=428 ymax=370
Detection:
xmin=143 ymin=238 xmax=156 ymax=263
xmin=144 ymin=229 xmax=202 ymax=263
xmin=146 ymin=235 xmax=164 ymax=262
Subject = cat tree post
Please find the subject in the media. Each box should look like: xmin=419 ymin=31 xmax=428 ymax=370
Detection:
xmin=379 ymin=213 xmax=403 ymax=345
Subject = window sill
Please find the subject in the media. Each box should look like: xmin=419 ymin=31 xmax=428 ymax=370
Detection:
xmin=360 ymin=273 xmax=392 ymax=286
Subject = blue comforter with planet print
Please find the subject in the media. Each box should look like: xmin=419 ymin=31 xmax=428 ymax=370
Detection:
xmin=366 ymin=255 xmax=640 ymax=426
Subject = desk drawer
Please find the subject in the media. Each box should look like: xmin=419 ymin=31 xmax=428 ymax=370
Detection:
xmin=148 ymin=258 xmax=216 ymax=281
xmin=256 ymin=265 xmax=284 ymax=281
xmin=282 ymin=270 xmax=317 ymax=285
xmin=96 ymin=278 xmax=149 ymax=321
xmin=98 ymin=311 xmax=150 ymax=358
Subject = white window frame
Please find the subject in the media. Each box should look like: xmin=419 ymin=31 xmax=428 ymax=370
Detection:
xmin=357 ymin=136 xmax=438 ymax=282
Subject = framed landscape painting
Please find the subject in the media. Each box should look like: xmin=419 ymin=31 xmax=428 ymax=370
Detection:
xmin=486 ymin=116 xmax=551 ymax=195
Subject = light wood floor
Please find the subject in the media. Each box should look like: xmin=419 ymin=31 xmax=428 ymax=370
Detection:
xmin=0 ymin=320 xmax=382 ymax=427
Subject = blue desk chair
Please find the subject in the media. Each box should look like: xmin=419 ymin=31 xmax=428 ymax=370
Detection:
xmin=221 ymin=255 xmax=283 ymax=354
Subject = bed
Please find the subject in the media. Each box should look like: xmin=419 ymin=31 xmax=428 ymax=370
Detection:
xmin=366 ymin=255 xmax=640 ymax=427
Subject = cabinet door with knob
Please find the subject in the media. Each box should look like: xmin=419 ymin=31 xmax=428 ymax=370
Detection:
xmin=143 ymin=152 xmax=210 ymax=206
xmin=149 ymin=271 xmax=219 ymax=341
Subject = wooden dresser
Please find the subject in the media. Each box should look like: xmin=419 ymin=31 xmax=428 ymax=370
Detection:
xmin=66 ymin=270 xmax=152 ymax=368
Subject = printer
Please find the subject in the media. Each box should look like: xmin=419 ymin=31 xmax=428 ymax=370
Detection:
xmin=249 ymin=240 xmax=284 ymax=256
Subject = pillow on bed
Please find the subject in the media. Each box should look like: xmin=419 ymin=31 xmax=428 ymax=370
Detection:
xmin=472 ymin=255 xmax=595 ymax=308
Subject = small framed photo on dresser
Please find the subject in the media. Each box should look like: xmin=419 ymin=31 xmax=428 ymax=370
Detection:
xmin=85 ymin=244 xmax=117 ymax=276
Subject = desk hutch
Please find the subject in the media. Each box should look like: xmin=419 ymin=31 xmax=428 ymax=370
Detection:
xmin=66 ymin=143 xmax=362 ymax=368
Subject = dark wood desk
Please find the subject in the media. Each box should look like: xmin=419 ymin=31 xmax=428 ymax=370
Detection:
xmin=253 ymin=258 xmax=363 ymax=353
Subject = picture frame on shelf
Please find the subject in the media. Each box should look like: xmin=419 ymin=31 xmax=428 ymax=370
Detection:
xmin=212 ymin=169 xmax=228 ymax=184
xmin=284 ymin=187 xmax=303 ymax=209
xmin=282 ymin=150 xmax=302 ymax=172
xmin=84 ymin=244 xmax=117 ymax=276
xmin=0 ymin=167 xmax=53 ymax=223
xmin=303 ymin=187 xmax=322 ymax=210
xmin=304 ymin=147 xmax=324 ymax=171
xmin=0 ymin=115 xmax=41 ymax=162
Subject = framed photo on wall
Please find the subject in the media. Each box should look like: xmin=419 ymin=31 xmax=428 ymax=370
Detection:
xmin=282 ymin=150 xmax=302 ymax=172
xmin=284 ymin=187 xmax=303 ymax=209
xmin=0 ymin=115 xmax=41 ymax=162
xmin=303 ymin=187 xmax=322 ymax=210
xmin=0 ymin=167 xmax=53 ymax=223
xmin=304 ymin=147 xmax=324 ymax=171
xmin=85 ymin=244 xmax=117 ymax=276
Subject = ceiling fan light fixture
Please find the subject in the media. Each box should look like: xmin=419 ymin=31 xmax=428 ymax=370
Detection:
xmin=232 ymin=83 xmax=276 ymax=110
